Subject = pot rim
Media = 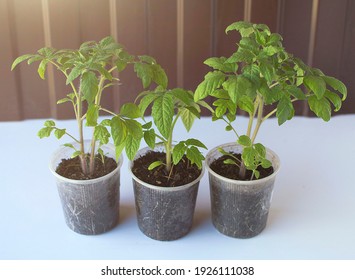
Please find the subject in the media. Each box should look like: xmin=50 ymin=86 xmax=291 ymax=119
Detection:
xmin=49 ymin=141 xmax=123 ymax=185
xmin=206 ymin=142 xmax=280 ymax=185
xmin=129 ymin=145 xmax=205 ymax=192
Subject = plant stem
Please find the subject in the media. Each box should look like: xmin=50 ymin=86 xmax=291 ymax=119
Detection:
xmin=165 ymin=113 xmax=180 ymax=173
xmin=250 ymin=96 xmax=264 ymax=144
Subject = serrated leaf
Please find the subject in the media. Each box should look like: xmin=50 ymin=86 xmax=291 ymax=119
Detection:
xmin=213 ymin=99 xmax=228 ymax=118
xmin=142 ymin=121 xmax=152 ymax=130
xmin=11 ymin=54 xmax=33 ymax=70
xmin=242 ymin=147 xmax=257 ymax=170
xmin=179 ymin=107 xmax=196 ymax=132
xmin=225 ymin=21 xmax=252 ymax=33
xmin=94 ymin=125 xmax=110 ymax=145
xmin=81 ymin=71 xmax=98 ymax=103
xmin=54 ymin=129 xmax=66 ymax=139
xmin=138 ymin=92 xmax=159 ymax=115
xmin=66 ymin=66 xmax=82 ymax=85
xmin=238 ymin=135 xmax=252 ymax=147
xmin=144 ymin=129 xmax=156 ymax=149
xmin=276 ymin=95 xmax=295 ymax=125
xmin=44 ymin=120 xmax=55 ymax=127
xmin=240 ymin=27 xmax=254 ymax=37
xmin=125 ymin=134 xmax=141 ymax=161
xmin=286 ymin=85 xmax=306 ymax=100
xmin=238 ymin=95 xmax=254 ymax=114
xmin=148 ymin=161 xmax=163 ymax=171
xmin=86 ymin=104 xmax=99 ymax=126
xmin=111 ymin=116 xmax=127 ymax=146
xmin=185 ymin=138 xmax=207 ymax=149
xmin=134 ymin=62 xmax=153 ymax=89
xmin=254 ymin=143 xmax=266 ymax=157
xmin=259 ymin=61 xmax=274 ymax=83
xmin=223 ymin=76 xmax=252 ymax=104
xmin=115 ymin=60 xmax=127 ymax=72
xmin=194 ymin=71 xmax=225 ymax=101
xmin=151 ymin=64 xmax=168 ymax=89
xmin=125 ymin=119 xmax=142 ymax=139
xmin=152 ymin=94 xmax=174 ymax=139
xmin=322 ymin=76 xmax=347 ymax=100
xmin=172 ymin=142 xmax=187 ymax=165
xmin=120 ymin=103 xmax=141 ymax=118
xmin=38 ymin=127 xmax=54 ymax=138
xmin=308 ymin=95 xmax=331 ymax=121
xmin=304 ymin=75 xmax=326 ymax=99
xmin=170 ymin=88 xmax=193 ymax=105
xmin=186 ymin=146 xmax=204 ymax=169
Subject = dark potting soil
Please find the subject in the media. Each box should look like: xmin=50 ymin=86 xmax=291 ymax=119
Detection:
xmin=56 ymin=154 xmax=117 ymax=180
xmin=209 ymin=153 xmax=274 ymax=181
xmin=131 ymin=151 xmax=201 ymax=187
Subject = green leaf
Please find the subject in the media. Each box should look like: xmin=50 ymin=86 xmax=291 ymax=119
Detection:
xmin=81 ymin=71 xmax=98 ymax=104
xmin=308 ymin=95 xmax=331 ymax=121
xmin=120 ymin=103 xmax=141 ymax=118
xmin=11 ymin=54 xmax=33 ymax=70
xmin=259 ymin=61 xmax=274 ymax=83
xmin=172 ymin=142 xmax=187 ymax=165
xmin=180 ymin=107 xmax=196 ymax=132
xmin=134 ymin=62 xmax=153 ymax=89
xmin=125 ymin=134 xmax=141 ymax=161
xmin=115 ymin=60 xmax=127 ymax=72
xmin=94 ymin=125 xmax=110 ymax=145
xmin=322 ymin=76 xmax=347 ymax=101
xmin=125 ymin=119 xmax=143 ymax=139
xmin=57 ymin=97 xmax=71 ymax=104
xmin=204 ymin=57 xmax=235 ymax=72
xmin=238 ymin=135 xmax=252 ymax=147
xmin=54 ymin=129 xmax=66 ymax=139
xmin=44 ymin=120 xmax=55 ymax=127
xmin=304 ymin=75 xmax=326 ymax=99
xmin=238 ymin=95 xmax=254 ymax=114
xmin=142 ymin=121 xmax=152 ymax=130
xmin=240 ymin=27 xmax=254 ymax=37
xmin=144 ymin=129 xmax=156 ymax=149
xmin=185 ymin=138 xmax=207 ymax=149
xmin=38 ymin=59 xmax=48 ymax=79
xmin=286 ymin=85 xmax=306 ymax=100
xmin=242 ymin=147 xmax=257 ymax=170
xmin=261 ymin=158 xmax=272 ymax=169
xmin=151 ymin=64 xmax=168 ymax=89
xmin=64 ymin=143 xmax=75 ymax=150
xmin=66 ymin=66 xmax=82 ymax=85
xmin=324 ymin=90 xmax=342 ymax=112
xmin=225 ymin=21 xmax=252 ymax=34
xmin=254 ymin=143 xmax=266 ymax=157
xmin=71 ymin=151 xmax=81 ymax=159
xmin=276 ymin=95 xmax=295 ymax=125
xmin=223 ymin=76 xmax=252 ymax=104
xmin=213 ymin=99 xmax=228 ymax=118
xmin=138 ymin=91 xmax=159 ymax=115
xmin=38 ymin=127 xmax=54 ymax=138
xmin=111 ymin=116 xmax=127 ymax=146
xmin=170 ymin=88 xmax=193 ymax=105
xmin=86 ymin=104 xmax=99 ymax=126
xmin=194 ymin=71 xmax=225 ymax=101
xmin=148 ymin=161 xmax=163 ymax=171
xmin=151 ymin=94 xmax=174 ymax=139
xmin=186 ymin=146 xmax=204 ymax=169
xmin=224 ymin=159 xmax=237 ymax=165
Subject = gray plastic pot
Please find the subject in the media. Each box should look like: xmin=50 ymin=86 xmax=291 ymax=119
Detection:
xmin=129 ymin=145 xmax=204 ymax=241
xmin=49 ymin=141 xmax=123 ymax=235
xmin=206 ymin=143 xmax=280 ymax=238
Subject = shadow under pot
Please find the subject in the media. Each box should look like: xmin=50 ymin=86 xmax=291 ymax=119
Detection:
xmin=206 ymin=143 xmax=280 ymax=239
xmin=129 ymin=145 xmax=204 ymax=241
xmin=49 ymin=141 xmax=123 ymax=235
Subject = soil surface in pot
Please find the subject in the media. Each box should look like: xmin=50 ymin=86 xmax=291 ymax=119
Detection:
xmin=56 ymin=154 xmax=117 ymax=180
xmin=210 ymin=153 xmax=274 ymax=181
xmin=132 ymin=151 xmax=201 ymax=187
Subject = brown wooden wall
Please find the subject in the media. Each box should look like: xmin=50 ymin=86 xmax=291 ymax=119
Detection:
xmin=1 ymin=0 xmax=354 ymax=121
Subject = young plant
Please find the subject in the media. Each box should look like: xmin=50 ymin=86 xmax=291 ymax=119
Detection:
xmin=12 ymin=37 xmax=167 ymax=176
xmin=136 ymin=87 xmax=207 ymax=175
xmin=194 ymin=21 xmax=347 ymax=180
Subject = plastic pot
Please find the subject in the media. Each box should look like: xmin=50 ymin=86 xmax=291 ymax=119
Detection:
xmin=49 ymin=141 xmax=123 ymax=235
xmin=129 ymin=145 xmax=204 ymax=241
xmin=206 ymin=143 xmax=280 ymax=238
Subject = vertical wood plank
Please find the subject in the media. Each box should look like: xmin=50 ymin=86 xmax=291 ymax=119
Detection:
xmin=183 ymin=0 xmax=212 ymax=91
xmin=147 ymin=0 xmax=178 ymax=88
xmin=11 ymin=0 xmax=51 ymax=120
xmin=115 ymin=0 xmax=148 ymax=110
xmin=0 ymin=0 xmax=22 ymax=120
xmin=250 ymin=0 xmax=278 ymax=32
xmin=339 ymin=0 xmax=355 ymax=114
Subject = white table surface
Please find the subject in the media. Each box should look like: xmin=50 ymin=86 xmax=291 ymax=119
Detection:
xmin=1 ymin=115 xmax=354 ymax=260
